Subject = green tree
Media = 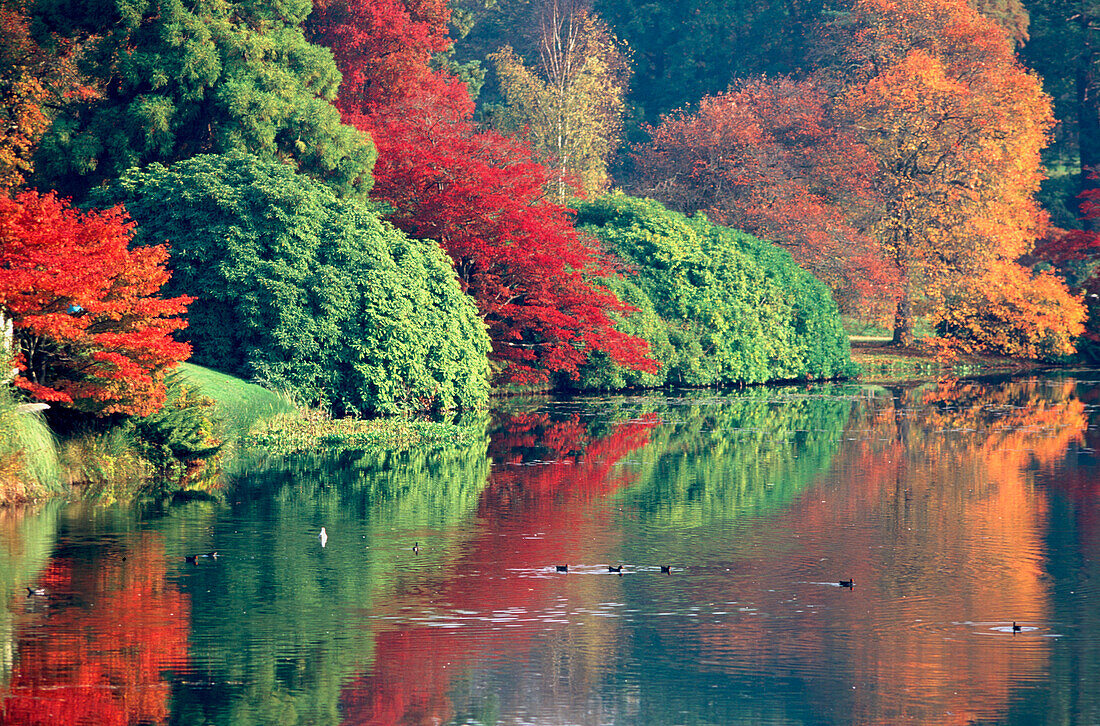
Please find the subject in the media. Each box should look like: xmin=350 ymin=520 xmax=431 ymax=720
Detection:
xmin=30 ymin=0 xmax=374 ymax=201
xmin=1020 ymin=0 xmax=1100 ymax=229
xmin=94 ymin=152 xmax=490 ymax=416
xmin=574 ymin=193 xmax=856 ymax=389
xmin=489 ymin=3 xmax=628 ymax=198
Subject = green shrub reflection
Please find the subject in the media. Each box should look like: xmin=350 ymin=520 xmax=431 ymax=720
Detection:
xmin=166 ymin=431 xmax=490 ymax=725
xmin=617 ymin=388 xmax=854 ymax=527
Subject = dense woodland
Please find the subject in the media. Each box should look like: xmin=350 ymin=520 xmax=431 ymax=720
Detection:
xmin=1 ymin=0 xmax=1099 ymax=492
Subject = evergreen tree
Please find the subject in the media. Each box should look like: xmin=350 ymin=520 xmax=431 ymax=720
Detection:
xmin=30 ymin=0 xmax=374 ymax=201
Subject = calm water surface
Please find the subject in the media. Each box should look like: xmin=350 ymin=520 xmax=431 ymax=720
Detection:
xmin=3 ymin=376 xmax=1100 ymax=725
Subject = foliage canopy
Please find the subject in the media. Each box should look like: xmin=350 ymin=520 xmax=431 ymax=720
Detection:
xmin=30 ymin=0 xmax=375 ymax=201
xmin=574 ymin=193 xmax=856 ymax=389
xmin=0 ymin=190 xmax=192 ymax=416
xmin=96 ymin=152 xmax=491 ymax=415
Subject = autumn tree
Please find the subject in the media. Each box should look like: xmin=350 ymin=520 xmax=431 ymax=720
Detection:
xmin=307 ymin=0 xmax=655 ymax=386
xmin=817 ymin=0 xmax=1060 ymax=345
xmin=28 ymin=0 xmax=374 ymax=202
xmin=490 ymin=3 xmax=628 ymax=198
xmin=0 ymin=191 xmax=192 ymax=416
xmin=632 ymin=77 xmax=898 ymax=319
xmin=0 ymin=3 xmax=49 ymax=191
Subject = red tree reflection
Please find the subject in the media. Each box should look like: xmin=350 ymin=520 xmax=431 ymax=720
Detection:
xmin=0 ymin=533 xmax=190 ymax=726
xmin=339 ymin=412 xmax=658 ymax=726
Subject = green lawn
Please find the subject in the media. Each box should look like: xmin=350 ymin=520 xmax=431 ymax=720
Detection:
xmin=177 ymin=363 xmax=296 ymax=441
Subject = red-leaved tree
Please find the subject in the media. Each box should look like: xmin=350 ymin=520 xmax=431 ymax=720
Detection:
xmin=308 ymin=0 xmax=656 ymax=385
xmin=633 ymin=78 xmax=898 ymax=320
xmin=0 ymin=191 xmax=192 ymax=416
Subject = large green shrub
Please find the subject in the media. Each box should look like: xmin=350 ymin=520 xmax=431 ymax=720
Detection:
xmin=574 ymin=193 xmax=855 ymax=388
xmin=96 ymin=152 xmax=490 ymax=415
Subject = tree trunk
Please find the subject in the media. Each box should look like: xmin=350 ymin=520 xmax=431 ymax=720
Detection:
xmin=892 ymin=295 xmax=914 ymax=347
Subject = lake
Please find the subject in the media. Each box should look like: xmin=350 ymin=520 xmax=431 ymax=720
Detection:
xmin=2 ymin=375 xmax=1099 ymax=725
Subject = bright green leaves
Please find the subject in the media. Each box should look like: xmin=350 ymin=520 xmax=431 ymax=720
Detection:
xmin=95 ymin=152 xmax=490 ymax=415
xmin=32 ymin=0 xmax=375 ymax=201
xmin=574 ymin=193 xmax=856 ymax=389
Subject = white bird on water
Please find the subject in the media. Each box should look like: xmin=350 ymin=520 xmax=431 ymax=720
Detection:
xmin=319 ymin=527 xmax=328 ymax=548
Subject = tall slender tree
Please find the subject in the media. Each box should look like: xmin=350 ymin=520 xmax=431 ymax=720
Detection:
xmin=490 ymin=3 xmax=628 ymax=198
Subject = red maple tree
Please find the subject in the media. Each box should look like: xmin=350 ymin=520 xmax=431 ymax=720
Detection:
xmin=634 ymin=78 xmax=897 ymax=320
xmin=307 ymin=0 xmax=655 ymax=385
xmin=0 ymin=191 xmax=192 ymax=416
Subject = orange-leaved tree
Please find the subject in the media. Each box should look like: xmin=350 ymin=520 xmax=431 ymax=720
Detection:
xmin=932 ymin=261 xmax=1085 ymax=359
xmin=818 ymin=0 xmax=1064 ymax=346
xmin=0 ymin=191 xmax=191 ymax=416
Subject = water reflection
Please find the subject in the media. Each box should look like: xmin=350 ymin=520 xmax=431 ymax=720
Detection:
xmin=2 ymin=379 xmax=1100 ymax=724
xmin=1 ymin=509 xmax=189 ymax=725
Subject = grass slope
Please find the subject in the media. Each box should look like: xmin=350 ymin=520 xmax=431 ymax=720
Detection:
xmin=177 ymin=362 xmax=296 ymax=441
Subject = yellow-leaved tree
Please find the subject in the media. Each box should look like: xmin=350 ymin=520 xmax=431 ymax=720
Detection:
xmin=489 ymin=1 xmax=628 ymax=200
xmin=818 ymin=0 xmax=1076 ymax=347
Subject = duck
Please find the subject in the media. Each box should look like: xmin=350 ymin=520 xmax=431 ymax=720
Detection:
xmin=556 ymin=564 xmax=568 ymax=572
xmin=413 ymin=542 xmax=419 ymax=555
xmin=660 ymin=565 xmax=672 ymax=574
xmin=608 ymin=565 xmax=623 ymax=573
xmin=25 ymin=586 xmax=45 ymax=597
xmin=185 ymin=554 xmax=198 ymax=564
xmin=203 ymin=551 xmax=218 ymax=560
xmin=1012 ymin=621 xmax=1022 ymax=632
xmin=839 ymin=579 xmax=854 ymax=588
xmin=319 ymin=527 xmax=328 ymax=548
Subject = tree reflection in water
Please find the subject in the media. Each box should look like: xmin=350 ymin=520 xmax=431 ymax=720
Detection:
xmin=1 ymin=380 xmax=1096 ymax=726
xmin=0 ymin=527 xmax=189 ymax=725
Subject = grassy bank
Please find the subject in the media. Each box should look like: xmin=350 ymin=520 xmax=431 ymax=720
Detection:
xmin=177 ymin=363 xmax=297 ymax=443
xmin=3 ymin=363 xmax=483 ymax=504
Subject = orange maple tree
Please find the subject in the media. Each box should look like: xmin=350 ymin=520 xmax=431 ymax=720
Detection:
xmin=821 ymin=0 xmax=1064 ymax=346
xmin=0 ymin=191 xmax=192 ymax=416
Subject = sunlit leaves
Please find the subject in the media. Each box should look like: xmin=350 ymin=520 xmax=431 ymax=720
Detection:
xmin=0 ymin=191 xmax=192 ymax=416
xmin=309 ymin=0 xmax=656 ymax=385
xmin=823 ymin=0 xmax=1060 ymax=344
xmin=98 ymin=152 xmax=491 ymax=415
xmin=490 ymin=7 xmax=628 ymax=198
xmin=633 ymin=77 xmax=896 ymax=320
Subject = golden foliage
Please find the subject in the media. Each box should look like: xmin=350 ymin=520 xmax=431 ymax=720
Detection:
xmin=932 ymin=263 xmax=1086 ymax=359
xmin=490 ymin=8 xmax=628 ymax=198
xmin=826 ymin=0 xmax=1056 ymax=344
